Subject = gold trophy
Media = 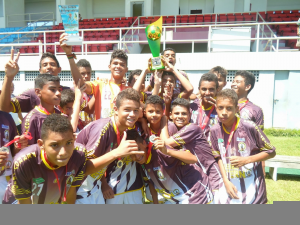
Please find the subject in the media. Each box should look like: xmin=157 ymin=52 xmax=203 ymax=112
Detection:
xmin=145 ymin=16 xmax=165 ymax=71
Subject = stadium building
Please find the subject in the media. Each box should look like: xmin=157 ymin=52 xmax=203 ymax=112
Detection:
xmin=0 ymin=0 xmax=299 ymax=129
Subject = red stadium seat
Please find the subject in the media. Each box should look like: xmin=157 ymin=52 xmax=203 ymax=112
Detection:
xmin=236 ymin=15 xmax=244 ymax=21
xmin=73 ymin=46 xmax=81 ymax=52
xmin=228 ymin=16 xmax=235 ymax=22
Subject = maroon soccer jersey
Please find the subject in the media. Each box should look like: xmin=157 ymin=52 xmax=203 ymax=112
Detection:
xmin=0 ymin=111 xmax=18 ymax=177
xmin=190 ymin=98 xmax=218 ymax=138
xmin=75 ymin=117 xmax=143 ymax=197
xmin=143 ymin=145 xmax=213 ymax=204
xmin=210 ymin=118 xmax=275 ymax=204
xmin=238 ymin=100 xmax=264 ymax=130
xmin=21 ymin=107 xmax=61 ymax=145
xmin=2 ymin=144 xmax=87 ymax=204
xmin=11 ymin=86 xmax=70 ymax=113
xmin=169 ymin=123 xmax=222 ymax=191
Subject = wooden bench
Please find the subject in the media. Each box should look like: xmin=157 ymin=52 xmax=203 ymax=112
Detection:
xmin=265 ymin=155 xmax=300 ymax=181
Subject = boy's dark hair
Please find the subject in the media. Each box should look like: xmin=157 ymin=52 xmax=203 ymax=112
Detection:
xmin=41 ymin=114 xmax=73 ymax=140
xmin=76 ymin=59 xmax=92 ymax=69
xmin=39 ymin=52 xmax=60 ymax=68
xmin=171 ymin=98 xmax=190 ymax=112
xmin=198 ymin=72 xmax=219 ymax=90
xmin=115 ymin=88 xmax=140 ymax=108
xmin=110 ymin=49 xmax=128 ymax=66
xmin=234 ymin=70 xmax=256 ymax=94
xmin=216 ymin=89 xmax=238 ymax=106
xmin=128 ymin=69 xmax=142 ymax=84
xmin=162 ymin=47 xmax=176 ymax=56
xmin=60 ymin=89 xmax=75 ymax=108
xmin=35 ymin=74 xmax=60 ymax=89
xmin=162 ymin=71 xmax=176 ymax=84
xmin=209 ymin=66 xmax=228 ymax=79
xmin=126 ymin=129 xmax=143 ymax=144
xmin=145 ymin=95 xmax=164 ymax=110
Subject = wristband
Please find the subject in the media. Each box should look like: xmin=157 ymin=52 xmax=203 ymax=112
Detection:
xmin=67 ymin=53 xmax=77 ymax=60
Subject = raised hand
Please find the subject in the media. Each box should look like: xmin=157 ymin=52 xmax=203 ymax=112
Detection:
xmin=73 ymin=79 xmax=86 ymax=99
xmin=153 ymin=137 xmax=168 ymax=155
xmin=5 ymin=49 xmax=20 ymax=78
xmin=59 ymin=33 xmax=73 ymax=55
xmin=161 ymin=56 xmax=174 ymax=72
xmin=114 ymin=131 xmax=145 ymax=158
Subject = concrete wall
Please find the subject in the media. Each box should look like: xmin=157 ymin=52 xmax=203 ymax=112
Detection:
xmin=214 ymin=0 xmax=235 ymax=14
xmin=250 ymin=0 xmax=267 ymax=12
xmin=94 ymin=0 xmax=125 ymax=18
xmin=25 ymin=0 xmax=56 ymax=22
xmin=5 ymin=0 xmax=26 ymax=27
xmin=287 ymin=71 xmax=300 ymax=129
xmin=153 ymin=0 xmax=161 ymax=15
xmin=179 ymin=0 xmax=206 ymax=15
xmin=267 ymin=0 xmax=300 ymax=11
xmin=235 ymin=0 xmax=244 ymax=13
xmin=161 ymin=0 xmax=179 ymax=16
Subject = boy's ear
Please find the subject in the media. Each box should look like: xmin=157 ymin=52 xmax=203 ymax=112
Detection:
xmin=114 ymin=105 xmax=118 ymax=116
xmin=37 ymin=139 xmax=44 ymax=148
xmin=169 ymin=112 xmax=173 ymax=120
xmin=245 ymin=84 xmax=251 ymax=92
xmin=35 ymin=88 xmax=42 ymax=98
xmin=108 ymin=64 xmax=111 ymax=70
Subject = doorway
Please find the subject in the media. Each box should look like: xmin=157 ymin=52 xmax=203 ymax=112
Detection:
xmin=272 ymin=71 xmax=289 ymax=128
xmin=132 ymin=2 xmax=144 ymax=17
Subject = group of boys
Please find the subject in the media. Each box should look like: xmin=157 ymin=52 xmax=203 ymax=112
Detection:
xmin=0 ymin=32 xmax=275 ymax=204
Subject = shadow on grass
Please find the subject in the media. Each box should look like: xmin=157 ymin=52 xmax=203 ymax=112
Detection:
xmin=266 ymin=173 xmax=300 ymax=182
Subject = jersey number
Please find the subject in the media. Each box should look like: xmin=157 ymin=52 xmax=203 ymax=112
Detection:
xmin=32 ymin=183 xmax=44 ymax=197
xmin=104 ymin=91 xmax=111 ymax=100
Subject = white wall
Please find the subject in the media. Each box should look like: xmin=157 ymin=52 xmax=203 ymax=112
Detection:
xmin=205 ymin=0 xmax=214 ymax=13
xmin=64 ymin=0 xmax=87 ymax=19
xmin=94 ymin=0 xmax=125 ymax=18
xmin=235 ymin=0 xmax=244 ymax=13
xmin=214 ymin=0 xmax=235 ymax=14
xmin=161 ymin=0 xmax=179 ymax=16
xmin=153 ymin=0 xmax=161 ymax=15
xmin=250 ymin=0 xmax=267 ymax=12
xmin=267 ymin=0 xmax=300 ymax=11
xmin=25 ymin=0 xmax=56 ymax=21
xmin=179 ymin=0 xmax=206 ymax=15
xmin=287 ymin=71 xmax=300 ymax=129
xmin=5 ymin=0 xmax=25 ymax=27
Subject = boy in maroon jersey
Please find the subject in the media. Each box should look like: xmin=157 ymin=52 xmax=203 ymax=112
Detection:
xmin=231 ymin=71 xmax=266 ymax=175
xmin=160 ymin=98 xmax=222 ymax=203
xmin=0 ymin=50 xmax=66 ymax=114
xmin=231 ymin=71 xmax=264 ymax=130
xmin=21 ymin=74 xmax=61 ymax=145
xmin=59 ymin=80 xmax=86 ymax=133
xmin=190 ymin=73 xmax=219 ymax=139
xmin=0 ymin=111 xmax=28 ymax=204
xmin=2 ymin=114 xmax=144 ymax=204
xmin=75 ymin=88 xmax=145 ymax=204
xmin=210 ymin=89 xmax=275 ymax=204
xmin=140 ymin=95 xmax=212 ymax=204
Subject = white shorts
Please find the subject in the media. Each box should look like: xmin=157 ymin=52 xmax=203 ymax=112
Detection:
xmin=75 ymin=179 xmax=105 ymax=204
xmin=145 ymin=185 xmax=166 ymax=204
xmin=212 ymin=184 xmax=227 ymax=204
xmin=106 ymin=188 xmax=144 ymax=204
xmin=0 ymin=176 xmax=8 ymax=204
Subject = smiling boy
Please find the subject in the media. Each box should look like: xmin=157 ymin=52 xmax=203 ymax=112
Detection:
xmin=210 ymin=89 xmax=275 ymax=204
xmin=190 ymin=73 xmax=219 ymax=139
xmin=75 ymin=88 xmax=145 ymax=204
xmin=2 ymin=114 xmax=144 ymax=204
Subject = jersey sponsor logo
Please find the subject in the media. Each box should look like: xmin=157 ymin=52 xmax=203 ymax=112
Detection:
xmin=153 ymin=167 xmax=160 ymax=171
xmin=1 ymin=125 xmax=9 ymax=129
xmin=218 ymin=138 xmax=224 ymax=143
xmin=237 ymin=137 xmax=245 ymax=142
xmin=6 ymin=160 xmax=12 ymax=169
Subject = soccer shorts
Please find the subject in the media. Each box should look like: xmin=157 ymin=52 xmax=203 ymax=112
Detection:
xmin=75 ymin=179 xmax=105 ymax=204
xmin=105 ymin=188 xmax=144 ymax=204
xmin=0 ymin=176 xmax=8 ymax=204
xmin=145 ymin=185 xmax=166 ymax=204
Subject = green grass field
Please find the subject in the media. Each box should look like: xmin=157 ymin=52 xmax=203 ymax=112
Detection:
xmin=265 ymin=136 xmax=300 ymax=204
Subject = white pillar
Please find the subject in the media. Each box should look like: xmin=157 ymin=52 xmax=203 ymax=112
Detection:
xmin=244 ymin=0 xmax=250 ymax=12
xmin=161 ymin=0 xmax=179 ymax=16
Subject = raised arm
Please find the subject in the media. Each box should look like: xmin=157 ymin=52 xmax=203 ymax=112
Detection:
xmin=159 ymin=115 xmax=178 ymax=147
xmin=162 ymin=56 xmax=193 ymax=99
xmin=133 ymin=68 xmax=149 ymax=92
xmin=0 ymin=49 xmax=20 ymax=112
xmin=152 ymin=70 xmax=163 ymax=96
xmin=70 ymin=79 xmax=86 ymax=132
xmin=59 ymin=33 xmax=92 ymax=94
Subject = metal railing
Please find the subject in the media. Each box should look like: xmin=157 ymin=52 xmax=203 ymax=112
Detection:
xmin=6 ymin=12 xmax=55 ymax=27
xmin=0 ymin=20 xmax=299 ymax=56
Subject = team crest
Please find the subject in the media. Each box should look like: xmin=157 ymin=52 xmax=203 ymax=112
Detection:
xmin=238 ymin=142 xmax=247 ymax=154
xmin=157 ymin=170 xmax=166 ymax=181
xmin=240 ymin=110 xmax=250 ymax=120
xmin=3 ymin=130 xmax=9 ymax=142
xmin=6 ymin=161 xmax=12 ymax=169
